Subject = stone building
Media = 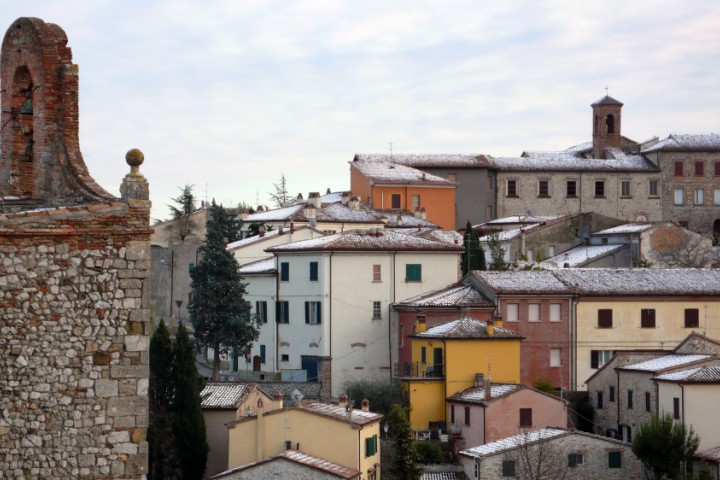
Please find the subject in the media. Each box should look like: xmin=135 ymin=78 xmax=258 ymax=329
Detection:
xmin=0 ymin=18 xmax=151 ymax=478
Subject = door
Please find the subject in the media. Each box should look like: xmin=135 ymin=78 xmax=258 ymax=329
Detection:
xmin=302 ymin=355 xmax=319 ymax=382
xmin=433 ymin=348 xmax=443 ymax=377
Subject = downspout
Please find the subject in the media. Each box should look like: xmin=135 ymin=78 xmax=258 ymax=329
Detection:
xmin=616 ymin=368 xmax=621 ymax=438
xmin=482 ymin=404 xmax=486 ymax=444
xmin=274 ymin=253 xmax=280 ymax=371
xmin=571 ymin=295 xmax=578 ymax=390
xmin=390 ymin=251 xmax=397 ymax=382
xmin=330 ymin=251 xmax=334 ymax=387
xmin=680 ymin=383 xmax=686 ymax=479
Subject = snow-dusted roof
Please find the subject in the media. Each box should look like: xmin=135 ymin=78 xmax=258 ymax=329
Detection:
xmin=314 ymin=202 xmax=382 ymax=223
xmin=227 ymin=229 xmax=283 ymax=250
xmin=396 ymin=284 xmax=493 ymax=308
xmin=408 ymin=228 xmax=463 ymax=245
xmin=489 ymin=154 xmax=658 ymax=172
xmin=238 ymin=257 xmax=275 ymax=274
xmin=564 ymin=142 xmax=593 ymax=153
xmin=654 ymin=366 xmax=720 ymax=383
xmin=641 ymin=133 xmax=720 ymax=153
xmin=460 ymin=428 xmax=568 ymax=458
xmin=354 ymin=153 xmax=492 ymax=169
xmin=200 ymin=383 xmax=258 ymax=409
xmin=320 ymin=191 xmax=346 ymax=203
xmin=539 ymin=244 xmax=626 ymax=268
xmin=379 ymin=211 xmax=437 ymax=228
xmin=246 ymin=204 xmax=304 ymax=222
xmin=211 ymin=449 xmax=360 ymax=479
xmin=413 ymin=317 xmax=523 ymax=340
xmin=481 ymin=215 xmax=562 ymax=226
xmin=421 ymin=465 xmax=469 ymax=480
xmin=478 ymin=226 xmax=540 ymax=242
xmin=448 ymin=384 xmax=522 ymax=404
xmin=473 ymin=269 xmax=720 ymax=296
xmin=267 ymin=230 xmax=463 ymax=253
xmin=351 ymin=160 xmax=456 ymax=186
xmin=619 ymin=354 xmax=714 ymax=372
xmin=695 ymin=445 xmax=720 ymax=462
xmin=594 ymin=223 xmax=653 ymax=235
xmin=297 ymin=401 xmax=383 ymax=425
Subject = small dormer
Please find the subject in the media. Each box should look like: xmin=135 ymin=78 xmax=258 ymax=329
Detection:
xmin=591 ymin=95 xmax=623 ymax=159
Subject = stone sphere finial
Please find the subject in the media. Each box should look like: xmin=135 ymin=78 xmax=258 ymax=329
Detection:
xmin=125 ymin=148 xmax=144 ymax=174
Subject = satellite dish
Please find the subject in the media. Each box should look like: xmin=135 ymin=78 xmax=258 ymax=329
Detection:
xmin=291 ymin=389 xmax=304 ymax=404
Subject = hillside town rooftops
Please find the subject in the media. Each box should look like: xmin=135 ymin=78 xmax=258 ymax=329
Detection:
xmin=354 ymin=153 xmax=492 ymax=168
xmin=266 ymin=230 xmax=463 ymax=253
xmin=539 ymin=244 xmax=626 ymax=268
xmin=655 ymin=366 xmax=720 ymax=383
xmin=210 ymin=450 xmax=361 ymax=479
xmin=296 ymin=401 xmax=383 ymax=426
xmin=351 ymin=160 xmax=457 ymax=186
xmin=238 ymin=257 xmax=275 ymax=274
xmin=460 ymin=428 xmax=567 ymax=458
xmin=471 ymin=270 xmax=573 ymax=295
xmin=200 ymin=383 xmax=261 ymax=410
xmin=395 ymin=284 xmax=493 ymax=309
xmin=407 ymin=228 xmax=463 ymax=245
xmin=420 ymin=464 xmax=469 ymax=480
xmin=641 ymin=133 xmax=720 ymax=153
xmin=618 ymin=354 xmax=714 ymax=373
xmin=448 ymin=384 xmax=523 ymax=404
xmin=412 ymin=317 xmax=524 ymax=340
xmin=488 ymin=154 xmax=658 ymax=172
xmin=594 ymin=223 xmax=653 ymax=235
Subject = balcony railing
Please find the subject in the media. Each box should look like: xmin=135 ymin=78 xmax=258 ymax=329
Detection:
xmin=394 ymin=362 xmax=444 ymax=378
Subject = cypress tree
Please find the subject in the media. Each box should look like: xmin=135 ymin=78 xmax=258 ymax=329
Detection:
xmin=462 ymin=221 xmax=486 ymax=275
xmin=189 ymin=201 xmax=259 ymax=379
xmin=172 ymin=322 xmax=208 ymax=480
xmin=387 ymin=404 xmax=423 ymax=480
xmin=148 ymin=320 xmax=180 ymax=480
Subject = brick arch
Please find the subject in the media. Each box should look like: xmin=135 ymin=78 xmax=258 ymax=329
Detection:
xmin=1 ymin=17 xmax=114 ymax=205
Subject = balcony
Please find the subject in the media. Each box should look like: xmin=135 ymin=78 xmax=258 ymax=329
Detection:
xmin=394 ymin=362 xmax=444 ymax=379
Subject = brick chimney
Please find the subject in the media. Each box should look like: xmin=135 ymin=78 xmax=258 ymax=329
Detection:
xmin=361 ymin=399 xmax=370 ymax=412
xmin=486 ymin=319 xmax=495 ymax=336
xmin=350 ymin=196 xmax=361 ymax=211
xmin=341 ymin=192 xmax=350 ymax=205
xmin=415 ymin=314 xmax=427 ymax=333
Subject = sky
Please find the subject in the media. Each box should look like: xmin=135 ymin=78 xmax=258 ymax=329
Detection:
xmin=3 ymin=1 xmax=720 ymax=221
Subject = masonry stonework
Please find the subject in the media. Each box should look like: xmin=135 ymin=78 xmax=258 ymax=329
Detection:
xmin=0 ymin=18 xmax=151 ymax=479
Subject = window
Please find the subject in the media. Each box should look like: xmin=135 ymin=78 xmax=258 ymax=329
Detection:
xmin=695 ymin=188 xmax=705 ymax=205
xmin=507 ymin=303 xmax=519 ymax=322
xmin=305 ymin=301 xmax=321 ymax=324
xmin=528 ymin=304 xmax=540 ymax=322
xmin=372 ymin=264 xmax=381 ymax=282
xmin=608 ymin=451 xmax=622 ymax=469
xmin=502 ymin=460 xmax=515 ymax=477
xmin=627 ymin=390 xmax=634 ymax=409
xmin=309 ymin=261 xmax=319 ymax=281
xmin=280 ymin=262 xmax=289 ymax=282
xmin=421 ymin=347 xmax=426 ymax=364
xmin=281 ymin=354 xmax=289 ymax=362
xmin=275 ymin=301 xmax=289 ymax=323
xmin=568 ymin=453 xmax=584 ymax=467
xmin=365 ymin=434 xmax=378 ymax=457
xmin=450 ymin=405 xmax=455 ymax=424
xmin=674 ymin=161 xmax=684 ymax=176
xmin=595 ymin=180 xmax=605 ymax=198
xmin=597 ymin=391 xmax=604 ymax=409
xmin=464 ymin=406 xmax=470 ymax=426
xmin=685 ymin=309 xmax=699 ymax=328
xmin=566 ymin=180 xmax=577 ymax=197
xmin=673 ymin=397 xmax=680 ymax=419
xmin=591 ymin=350 xmax=612 ymax=369
xmin=411 ymin=194 xmax=420 ymax=212
xmin=649 ymin=180 xmax=659 ymax=197
xmin=549 ymin=303 xmax=561 ymax=322
xmin=256 ymin=301 xmax=268 ymax=323
xmin=609 ymin=386 xmax=615 ymax=402
xmin=405 ymin=264 xmax=422 ymax=282
xmin=621 ymin=180 xmax=631 ymax=197
xmin=260 ymin=345 xmax=266 ymax=364
xmin=391 ymin=194 xmax=401 ymax=209
xmin=645 ymin=392 xmax=651 ymax=412
xmin=641 ymin=309 xmax=656 ymax=328
xmin=715 ymin=188 xmax=720 ymax=205
xmin=674 ymin=188 xmax=684 ymax=205
xmin=598 ymin=309 xmax=613 ymax=328
xmin=519 ymin=408 xmax=532 ymax=427
xmin=550 ymin=348 xmax=561 ymax=367
xmin=507 ymin=180 xmax=518 ymax=197
xmin=695 ymin=161 xmax=704 ymax=176
xmin=372 ymin=301 xmax=382 ymax=319
xmin=538 ymin=180 xmax=549 ymax=197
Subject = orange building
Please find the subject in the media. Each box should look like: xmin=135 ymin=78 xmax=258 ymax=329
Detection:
xmin=350 ymin=159 xmax=457 ymax=230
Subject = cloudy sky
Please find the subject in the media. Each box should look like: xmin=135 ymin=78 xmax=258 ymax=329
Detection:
xmin=4 ymin=1 xmax=720 ymax=220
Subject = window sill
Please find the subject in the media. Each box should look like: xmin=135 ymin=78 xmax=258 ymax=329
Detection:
xmin=506 ymin=195 xmax=519 ymax=198
xmin=594 ymin=196 xmax=606 ymax=199
xmin=566 ymin=195 xmax=578 ymax=199
xmin=620 ymin=196 xmax=632 ymax=199
xmin=597 ymin=326 xmax=613 ymax=329
xmin=371 ymin=317 xmax=382 ymax=321
xmin=537 ymin=195 xmax=551 ymax=199
xmin=405 ymin=280 xmax=422 ymax=283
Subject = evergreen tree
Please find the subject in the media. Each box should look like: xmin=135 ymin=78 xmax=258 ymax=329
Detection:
xmin=172 ymin=322 xmax=208 ymax=480
xmin=168 ymin=184 xmax=197 ymax=241
xmin=269 ymin=174 xmax=292 ymax=208
xmin=461 ymin=221 xmax=486 ymax=275
xmin=488 ymin=232 xmax=509 ymax=271
xmin=189 ymin=201 xmax=259 ymax=379
xmin=632 ymin=412 xmax=699 ymax=480
xmin=148 ymin=320 xmax=180 ymax=480
xmin=387 ymin=404 xmax=423 ymax=480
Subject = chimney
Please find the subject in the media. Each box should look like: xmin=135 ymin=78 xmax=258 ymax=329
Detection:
xmin=237 ymin=208 xmax=249 ymax=221
xmin=421 ymin=208 xmax=427 ymax=220
xmin=486 ymin=318 xmax=495 ymax=336
xmin=304 ymin=203 xmax=316 ymax=220
xmin=290 ymin=222 xmax=295 ymax=234
xmin=484 ymin=375 xmax=492 ymax=401
xmin=259 ymin=227 xmax=265 ymax=238
xmin=350 ymin=196 xmax=361 ymax=211
xmin=274 ymin=392 xmax=284 ymax=409
xmin=361 ymin=399 xmax=370 ymax=412
xmin=308 ymin=192 xmax=321 ymax=208
xmin=493 ymin=314 xmax=503 ymax=329
xmin=296 ymin=193 xmax=304 ymax=202
xmin=396 ymin=215 xmax=403 ymax=226
xmin=346 ymin=402 xmax=353 ymax=420
xmin=279 ymin=226 xmax=284 ymax=235
xmin=414 ymin=208 xmax=421 ymax=218
xmin=341 ymin=192 xmax=350 ymax=205
xmin=338 ymin=393 xmax=348 ymax=409
xmin=563 ymin=253 xmax=570 ymax=268
xmin=475 ymin=373 xmax=484 ymax=388
xmin=415 ymin=314 xmax=427 ymax=333
xmin=256 ymin=397 xmax=265 ymax=460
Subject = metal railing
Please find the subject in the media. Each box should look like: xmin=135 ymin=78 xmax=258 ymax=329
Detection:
xmin=393 ymin=362 xmax=444 ymax=378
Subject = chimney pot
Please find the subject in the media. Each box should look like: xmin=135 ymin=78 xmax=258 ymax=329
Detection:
xmin=361 ymin=399 xmax=370 ymax=412
xmin=484 ymin=376 xmax=492 ymax=401
xmin=259 ymin=227 xmax=265 ymax=238
xmin=338 ymin=393 xmax=348 ymax=409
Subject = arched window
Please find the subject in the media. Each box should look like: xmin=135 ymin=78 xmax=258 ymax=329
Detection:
xmin=606 ymin=114 xmax=615 ymax=134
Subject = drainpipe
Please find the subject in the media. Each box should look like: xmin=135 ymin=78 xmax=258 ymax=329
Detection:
xmin=274 ymin=254 xmax=279 ymax=371
xmin=329 ymin=251 xmax=334 ymax=391
xmin=390 ymin=251 xmax=397 ymax=382
xmin=616 ymin=368 xmax=621 ymax=438
xmin=571 ymin=295 xmax=578 ymax=390
xmin=680 ymin=383 xmax=686 ymax=480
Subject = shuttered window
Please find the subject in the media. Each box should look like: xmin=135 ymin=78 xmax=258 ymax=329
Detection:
xmin=598 ymin=309 xmax=613 ymax=328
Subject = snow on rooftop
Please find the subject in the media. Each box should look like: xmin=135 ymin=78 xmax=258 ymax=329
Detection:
xmin=408 ymin=228 xmax=463 ymax=245
xmin=351 ymin=160 xmax=456 ymax=185
xmin=298 ymin=401 xmax=383 ymax=425
xmin=594 ymin=223 xmax=653 ymax=235
xmin=227 ymin=229 xmax=282 ymax=250
xmin=380 ymin=211 xmax=437 ymax=228
xmin=238 ymin=257 xmax=275 ymax=274
xmin=315 ymin=202 xmax=381 ymax=223
xmin=471 ymin=270 xmax=572 ymax=295
xmin=478 ymin=226 xmax=539 ymax=242
xmin=655 ymin=366 xmax=720 ymax=383
xmin=460 ymin=428 xmax=567 ymax=458
xmin=696 ymin=445 xmax=720 ymax=462
xmin=200 ymin=383 xmax=255 ymax=409
xmin=482 ymin=215 xmax=562 ymax=225
xmin=397 ymin=284 xmax=492 ymax=308
xmin=539 ymin=244 xmax=625 ymax=268
xmin=320 ymin=191 xmax=346 ymax=203
xmin=246 ymin=204 xmax=303 ymax=222
xmin=489 ymin=154 xmax=657 ymax=172
xmin=641 ymin=133 xmax=720 ymax=153
xmin=267 ymin=230 xmax=463 ymax=252
xmin=355 ymin=153 xmax=492 ymax=168
xmin=620 ymin=354 xmax=713 ymax=372
xmin=449 ymin=384 xmax=522 ymax=403
xmin=564 ymin=142 xmax=593 ymax=153
xmin=415 ymin=317 xmax=523 ymax=339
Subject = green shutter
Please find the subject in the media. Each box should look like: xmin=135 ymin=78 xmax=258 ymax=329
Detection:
xmin=406 ymin=264 xmax=421 ymax=282
xmin=365 ymin=436 xmax=376 ymax=456
xmin=568 ymin=454 xmax=577 ymax=467
xmin=608 ymin=451 xmax=621 ymax=468
xmin=502 ymin=460 xmax=515 ymax=476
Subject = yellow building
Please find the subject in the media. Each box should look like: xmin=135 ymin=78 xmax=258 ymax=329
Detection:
xmin=224 ymin=397 xmax=383 ymax=480
xmin=400 ymin=316 xmax=523 ymax=431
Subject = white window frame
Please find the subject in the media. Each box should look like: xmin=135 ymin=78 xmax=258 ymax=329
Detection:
xmin=549 ymin=303 xmax=561 ymax=322
xmin=528 ymin=303 xmax=540 ymax=322
xmin=506 ymin=303 xmax=519 ymax=322
xmin=621 ymin=180 xmax=631 ymax=197
xmin=306 ymin=301 xmax=322 ymax=325
xmin=695 ymin=188 xmax=705 ymax=205
xmin=674 ymin=188 xmax=684 ymax=205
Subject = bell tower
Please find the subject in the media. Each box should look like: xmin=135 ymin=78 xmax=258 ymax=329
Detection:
xmin=591 ymin=94 xmax=623 ymax=159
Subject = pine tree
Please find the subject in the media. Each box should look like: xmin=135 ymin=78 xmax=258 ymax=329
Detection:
xmin=189 ymin=201 xmax=259 ymax=379
xmin=387 ymin=404 xmax=423 ymax=480
xmin=172 ymin=322 xmax=208 ymax=480
xmin=148 ymin=320 xmax=180 ymax=480
xmin=461 ymin=221 xmax=486 ymax=275
xmin=632 ymin=413 xmax=699 ymax=480
xmin=168 ymin=184 xmax=197 ymax=241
